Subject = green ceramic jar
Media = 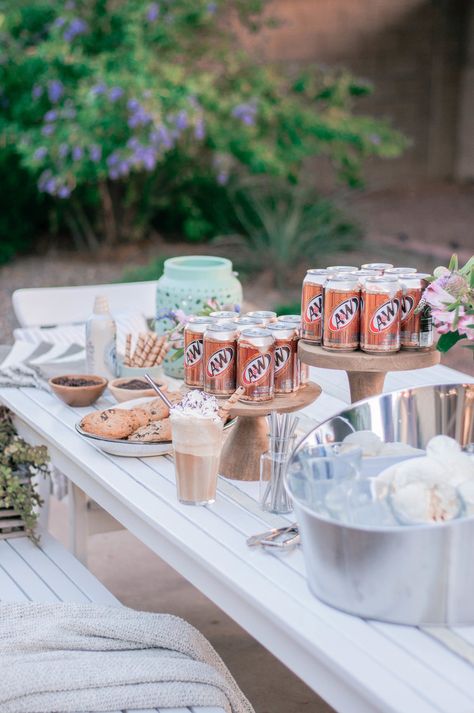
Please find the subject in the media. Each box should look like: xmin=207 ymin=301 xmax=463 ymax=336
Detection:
xmin=156 ymin=255 xmax=243 ymax=377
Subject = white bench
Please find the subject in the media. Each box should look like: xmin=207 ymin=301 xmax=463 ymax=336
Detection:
xmin=0 ymin=531 xmax=224 ymax=713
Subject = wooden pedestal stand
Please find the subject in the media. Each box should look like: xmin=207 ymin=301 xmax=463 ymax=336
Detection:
xmin=220 ymin=381 xmax=321 ymax=481
xmin=298 ymin=343 xmax=440 ymax=403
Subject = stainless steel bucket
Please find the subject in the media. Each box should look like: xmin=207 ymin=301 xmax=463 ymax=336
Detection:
xmin=286 ymin=382 xmax=474 ymax=625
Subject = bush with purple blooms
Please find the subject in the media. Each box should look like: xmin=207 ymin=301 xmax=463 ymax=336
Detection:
xmin=0 ymin=0 xmax=408 ymax=254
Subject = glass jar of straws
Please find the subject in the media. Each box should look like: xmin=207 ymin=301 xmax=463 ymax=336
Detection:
xmin=260 ymin=412 xmax=299 ymax=513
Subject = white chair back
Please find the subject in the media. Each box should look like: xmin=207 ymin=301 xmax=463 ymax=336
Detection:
xmin=12 ymin=281 xmax=157 ymax=327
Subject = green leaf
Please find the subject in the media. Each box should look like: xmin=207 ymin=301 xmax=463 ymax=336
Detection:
xmin=436 ymin=331 xmax=467 ymax=353
xmin=448 ymin=254 xmax=459 ymax=272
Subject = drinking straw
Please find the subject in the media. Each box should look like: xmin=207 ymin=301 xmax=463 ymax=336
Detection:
xmin=143 ymin=373 xmax=173 ymax=409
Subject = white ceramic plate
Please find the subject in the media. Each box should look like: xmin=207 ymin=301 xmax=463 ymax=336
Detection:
xmin=75 ymin=396 xmax=236 ymax=458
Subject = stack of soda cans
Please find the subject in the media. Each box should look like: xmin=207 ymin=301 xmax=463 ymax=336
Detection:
xmin=300 ymin=263 xmax=434 ymax=353
xmin=184 ymin=310 xmax=307 ymax=402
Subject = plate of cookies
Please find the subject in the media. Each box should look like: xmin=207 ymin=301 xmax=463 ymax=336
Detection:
xmin=75 ymin=393 xmax=182 ymax=457
xmin=75 ymin=393 xmax=237 ymax=457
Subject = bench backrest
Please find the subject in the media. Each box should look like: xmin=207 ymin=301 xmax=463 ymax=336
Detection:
xmin=12 ymin=282 xmax=157 ymax=327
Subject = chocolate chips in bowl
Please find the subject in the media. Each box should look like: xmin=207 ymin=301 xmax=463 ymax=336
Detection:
xmin=49 ymin=374 xmax=108 ymax=407
xmin=108 ymin=377 xmax=168 ymax=403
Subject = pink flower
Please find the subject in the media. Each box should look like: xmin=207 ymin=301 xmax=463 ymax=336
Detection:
xmin=458 ymin=314 xmax=474 ymax=340
xmin=174 ymin=309 xmax=189 ymax=325
xmin=422 ymin=279 xmax=457 ymax=310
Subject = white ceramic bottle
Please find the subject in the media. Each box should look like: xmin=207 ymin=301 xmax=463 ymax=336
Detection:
xmin=85 ymin=296 xmax=117 ymax=379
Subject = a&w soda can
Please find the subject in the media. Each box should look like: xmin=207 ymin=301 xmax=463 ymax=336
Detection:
xmin=244 ymin=310 xmax=277 ymax=326
xmin=267 ymin=322 xmax=298 ymax=394
xmin=360 ymin=262 xmax=394 ymax=274
xmin=399 ymin=273 xmax=433 ymax=350
xmin=209 ymin=310 xmax=239 ymax=321
xmin=385 ymin=267 xmax=417 ymax=276
xmin=323 ymin=275 xmax=360 ymax=351
xmin=184 ymin=317 xmax=213 ymax=388
xmin=230 ymin=316 xmax=264 ymax=333
xmin=301 ymin=269 xmax=328 ymax=343
xmin=360 ymin=276 xmax=401 ymax=353
xmin=237 ymin=328 xmax=274 ymax=402
xmin=203 ymin=322 xmax=238 ymax=395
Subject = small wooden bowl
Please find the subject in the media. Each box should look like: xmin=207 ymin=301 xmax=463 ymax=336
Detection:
xmin=108 ymin=377 xmax=168 ymax=403
xmin=49 ymin=374 xmax=108 ymax=407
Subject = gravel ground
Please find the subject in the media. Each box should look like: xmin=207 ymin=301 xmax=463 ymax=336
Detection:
xmin=1 ymin=183 xmax=473 ymax=375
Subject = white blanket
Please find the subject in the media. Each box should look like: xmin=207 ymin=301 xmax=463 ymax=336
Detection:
xmin=0 ymin=602 xmax=254 ymax=713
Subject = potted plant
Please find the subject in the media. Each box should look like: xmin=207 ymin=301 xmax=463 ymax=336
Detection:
xmin=0 ymin=407 xmax=50 ymax=542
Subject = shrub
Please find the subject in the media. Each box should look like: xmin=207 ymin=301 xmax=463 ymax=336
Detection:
xmin=0 ymin=0 xmax=408 ymax=253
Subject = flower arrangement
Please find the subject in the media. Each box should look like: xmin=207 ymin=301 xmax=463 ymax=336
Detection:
xmin=421 ymin=255 xmax=474 ymax=353
xmin=0 ymin=407 xmax=50 ymax=542
xmin=156 ymin=300 xmax=240 ymax=361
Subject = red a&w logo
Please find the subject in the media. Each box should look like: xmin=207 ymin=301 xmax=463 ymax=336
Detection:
xmin=369 ymin=299 xmax=400 ymax=333
xmin=242 ymin=353 xmax=272 ymax=385
xmin=328 ymin=297 xmax=359 ymax=331
xmin=305 ymin=295 xmax=322 ymax=323
xmin=401 ymin=295 xmax=415 ymax=323
xmin=206 ymin=347 xmax=235 ymax=378
xmin=185 ymin=340 xmax=203 ymax=367
xmin=274 ymin=346 xmax=291 ymax=373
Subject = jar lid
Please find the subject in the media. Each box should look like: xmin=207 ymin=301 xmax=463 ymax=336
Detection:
xmin=164 ymin=255 xmax=233 ymax=280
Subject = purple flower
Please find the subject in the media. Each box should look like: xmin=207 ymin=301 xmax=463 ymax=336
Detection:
xmin=44 ymin=110 xmax=57 ymax=122
xmin=108 ymin=168 xmax=119 ymax=180
xmin=48 ymin=80 xmax=64 ymax=104
xmin=64 ymin=17 xmax=88 ymax=42
xmin=174 ymin=110 xmax=188 ymax=131
xmin=108 ymin=86 xmax=123 ymax=102
xmin=42 ymin=124 xmax=55 ymax=136
xmin=194 ymin=117 xmax=205 ymax=140
xmin=72 ymin=146 xmax=83 ymax=161
xmin=146 ymin=2 xmax=160 ymax=22
xmin=89 ymin=144 xmax=102 ymax=162
xmin=53 ymin=16 xmax=66 ymax=28
xmin=207 ymin=2 xmax=217 ymax=13
xmin=369 ymin=134 xmax=381 ymax=146
xmin=127 ymin=98 xmax=140 ymax=112
xmin=57 ymin=185 xmax=71 ymax=199
xmin=107 ymin=152 xmax=120 ymax=167
xmin=32 ymin=84 xmax=43 ymax=100
xmin=91 ymin=83 xmax=106 ymax=96
xmin=58 ymin=143 xmax=69 ymax=159
xmin=217 ymin=170 xmax=229 ymax=185
xmin=149 ymin=124 xmax=173 ymax=149
xmin=33 ymin=147 xmax=48 ymax=161
xmin=232 ymin=101 xmax=257 ymax=126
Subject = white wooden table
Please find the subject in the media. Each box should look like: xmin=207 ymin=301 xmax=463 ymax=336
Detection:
xmin=1 ymin=361 xmax=474 ymax=713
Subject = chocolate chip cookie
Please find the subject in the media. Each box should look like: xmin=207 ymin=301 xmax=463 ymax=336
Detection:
xmin=128 ymin=418 xmax=172 ymax=442
xmin=80 ymin=409 xmax=136 ymax=439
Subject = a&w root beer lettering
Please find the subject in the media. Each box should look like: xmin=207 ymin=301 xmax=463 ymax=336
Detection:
xmin=237 ymin=328 xmax=275 ymax=401
xmin=268 ymin=322 xmax=298 ymax=394
xmin=323 ymin=275 xmax=360 ymax=351
xmin=203 ymin=322 xmax=238 ymax=395
xmin=184 ymin=317 xmax=213 ymax=388
xmin=398 ymin=273 xmax=434 ymax=350
xmin=360 ymin=276 xmax=401 ymax=353
xmin=301 ymin=269 xmax=328 ymax=343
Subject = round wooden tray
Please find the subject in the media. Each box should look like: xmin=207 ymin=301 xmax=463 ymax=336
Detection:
xmin=298 ymin=342 xmax=440 ymax=403
xmin=220 ymin=381 xmax=321 ymax=482
xmin=228 ymin=381 xmax=322 ymax=417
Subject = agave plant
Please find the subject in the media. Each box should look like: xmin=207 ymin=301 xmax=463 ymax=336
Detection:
xmin=230 ymin=178 xmax=359 ymax=287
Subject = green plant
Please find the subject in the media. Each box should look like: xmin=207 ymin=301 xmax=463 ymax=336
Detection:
xmin=0 ymin=406 xmax=49 ymax=542
xmin=230 ymin=178 xmax=360 ymax=287
xmin=121 ymin=256 xmax=166 ymax=283
xmin=0 ymin=0 xmax=408 ymax=252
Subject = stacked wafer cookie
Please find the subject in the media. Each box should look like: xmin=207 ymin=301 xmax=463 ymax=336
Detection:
xmin=123 ymin=332 xmax=170 ymax=368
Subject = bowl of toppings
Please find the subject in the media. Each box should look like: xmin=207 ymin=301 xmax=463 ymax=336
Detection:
xmin=108 ymin=377 xmax=168 ymax=403
xmin=49 ymin=374 xmax=108 ymax=407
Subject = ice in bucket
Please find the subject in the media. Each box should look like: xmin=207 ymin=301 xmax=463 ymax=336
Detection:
xmin=170 ymin=391 xmax=224 ymax=505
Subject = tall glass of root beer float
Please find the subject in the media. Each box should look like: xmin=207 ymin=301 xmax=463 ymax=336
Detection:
xmin=170 ymin=391 xmax=224 ymax=505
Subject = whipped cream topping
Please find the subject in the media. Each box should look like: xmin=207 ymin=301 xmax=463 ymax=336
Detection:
xmin=171 ymin=390 xmax=221 ymax=422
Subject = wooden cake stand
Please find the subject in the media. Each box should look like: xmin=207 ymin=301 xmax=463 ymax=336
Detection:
xmin=298 ymin=343 xmax=440 ymax=403
xmin=220 ymin=381 xmax=321 ymax=481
